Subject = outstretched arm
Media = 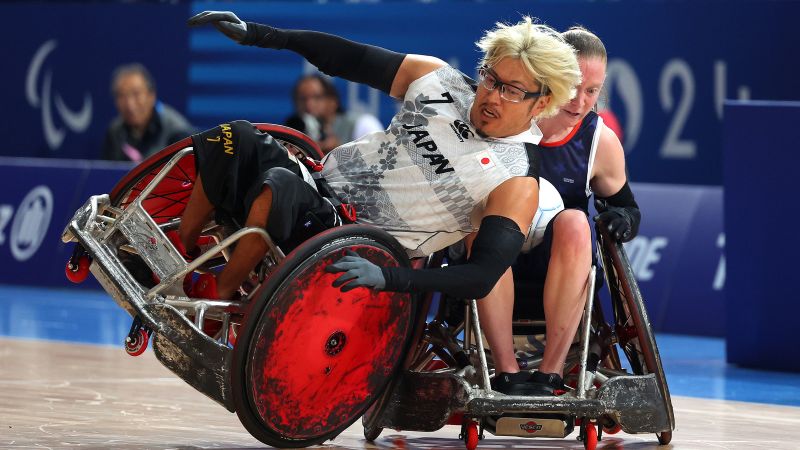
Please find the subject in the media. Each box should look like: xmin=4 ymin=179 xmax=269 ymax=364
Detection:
xmin=188 ymin=11 xmax=445 ymax=98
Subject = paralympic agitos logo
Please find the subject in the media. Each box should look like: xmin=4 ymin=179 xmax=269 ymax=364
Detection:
xmin=26 ymin=40 xmax=93 ymax=151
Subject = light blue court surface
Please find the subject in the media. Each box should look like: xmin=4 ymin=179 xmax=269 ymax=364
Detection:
xmin=2 ymin=284 xmax=799 ymax=408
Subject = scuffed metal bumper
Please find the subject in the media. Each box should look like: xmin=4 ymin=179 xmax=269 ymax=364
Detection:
xmin=373 ymin=370 xmax=670 ymax=435
xmin=62 ymin=195 xmax=235 ymax=411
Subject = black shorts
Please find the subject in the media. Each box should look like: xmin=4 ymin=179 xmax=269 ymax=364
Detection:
xmin=192 ymin=120 xmax=338 ymax=244
xmin=512 ymin=208 xmax=603 ymax=319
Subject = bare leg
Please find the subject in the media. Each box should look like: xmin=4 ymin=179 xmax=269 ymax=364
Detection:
xmin=216 ymin=186 xmax=272 ymax=299
xmin=179 ymin=175 xmax=214 ymax=253
xmin=538 ymin=210 xmax=592 ymax=376
xmin=477 ymin=268 xmax=519 ymax=373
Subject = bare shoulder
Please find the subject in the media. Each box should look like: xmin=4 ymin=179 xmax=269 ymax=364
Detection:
xmin=389 ymin=54 xmax=448 ymax=98
xmin=596 ymin=124 xmax=625 ymax=162
xmin=592 ymin=124 xmax=627 ymax=196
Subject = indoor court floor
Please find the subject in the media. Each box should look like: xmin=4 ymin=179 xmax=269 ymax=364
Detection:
xmin=2 ymin=285 xmax=800 ymax=450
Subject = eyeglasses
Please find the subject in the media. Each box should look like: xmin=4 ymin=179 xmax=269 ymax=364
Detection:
xmin=478 ymin=66 xmax=545 ymax=103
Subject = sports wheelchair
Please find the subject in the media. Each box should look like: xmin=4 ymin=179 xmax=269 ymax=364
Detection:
xmin=62 ymin=124 xmax=673 ymax=450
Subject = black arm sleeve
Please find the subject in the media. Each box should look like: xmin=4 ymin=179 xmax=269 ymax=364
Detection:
xmin=595 ymin=181 xmax=641 ymax=239
xmin=600 ymin=180 xmax=638 ymax=209
xmin=242 ymin=23 xmax=406 ymax=94
xmin=381 ymin=215 xmax=524 ymax=299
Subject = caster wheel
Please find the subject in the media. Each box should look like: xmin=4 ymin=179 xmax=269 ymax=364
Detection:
xmin=363 ymin=424 xmax=382 ymax=442
xmin=657 ymin=430 xmax=672 ymax=445
xmin=125 ymin=329 xmax=149 ymax=356
xmin=65 ymin=256 xmax=90 ymax=283
xmin=604 ymin=423 xmax=622 ymax=434
xmin=584 ymin=422 xmax=598 ymax=450
xmin=464 ymin=421 xmax=479 ymax=450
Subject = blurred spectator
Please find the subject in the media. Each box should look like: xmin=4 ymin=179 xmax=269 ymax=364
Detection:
xmin=285 ymin=74 xmax=383 ymax=153
xmin=102 ymin=63 xmax=194 ymax=162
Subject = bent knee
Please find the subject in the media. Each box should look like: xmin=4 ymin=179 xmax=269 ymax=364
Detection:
xmin=552 ymin=210 xmax=591 ymax=250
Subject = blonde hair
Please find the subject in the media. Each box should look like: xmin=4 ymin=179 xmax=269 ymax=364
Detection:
xmin=476 ymin=16 xmax=581 ymax=118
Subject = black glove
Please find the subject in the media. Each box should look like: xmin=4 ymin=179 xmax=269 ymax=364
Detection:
xmin=593 ymin=199 xmax=640 ymax=242
xmin=325 ymin=250 xmax=386 ymax=292
xmin=188 ymin=11 xmax=248 ymax=43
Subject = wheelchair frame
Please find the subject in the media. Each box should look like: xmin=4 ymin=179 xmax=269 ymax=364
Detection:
xmin=62 ymin=123 xmax=674 ymax=450
xmin=63 ymin=125 xmax=425 ymax=448
xmin=362 ymin=225 xmax=675 ymax=450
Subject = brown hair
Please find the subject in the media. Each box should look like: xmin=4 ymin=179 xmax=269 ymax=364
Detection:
xmin=562 ymin=26 xmax=606 ymax=63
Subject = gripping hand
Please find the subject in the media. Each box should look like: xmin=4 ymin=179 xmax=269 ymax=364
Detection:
xmin=188 ymin=11 xmax=247 ymax=43
xmin=325 ymin=250 xmax=386 ymax=292
xmin=593 ymin=199 xmax=640 ymax=242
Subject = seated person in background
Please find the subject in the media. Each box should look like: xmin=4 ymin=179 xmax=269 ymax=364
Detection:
xmin=479 ymin=27 xmax=641 ymax=397
xmin=182 ymin=11 xmax=581 ymax=307
xmin=102 ymin=63 xmax=195 ymax=162
xmin=285 ymin=74 xmax=384 ymax=153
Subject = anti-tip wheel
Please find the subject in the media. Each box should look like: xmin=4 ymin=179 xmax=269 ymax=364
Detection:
xmin=584 ymin=422 xmax=598 ymax=450
xmin=65 ymin=256 xmax=90 ymax=283
xmin=464 ymin=421 xmax=479 ymax=450
xmin=125 ymin=328 xmax=149 ymax=356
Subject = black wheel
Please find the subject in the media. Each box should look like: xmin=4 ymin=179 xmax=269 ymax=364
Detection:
xmin=231 ymin=225 xmax=417 ymax=448
xmin=597 ymin=228 xmax=675 ymax=440
xmin=363 ymin=423 xmax=383 ymax=442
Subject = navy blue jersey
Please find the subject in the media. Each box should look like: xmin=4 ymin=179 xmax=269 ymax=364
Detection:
xmin=539 ymin=111 xmax=603 ymax=213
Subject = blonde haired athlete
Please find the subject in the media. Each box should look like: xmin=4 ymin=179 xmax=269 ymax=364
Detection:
xmin=183 ymin=12 xmax=580 ymax=327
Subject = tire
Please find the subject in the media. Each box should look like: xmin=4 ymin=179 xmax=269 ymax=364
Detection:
xmin=230 ymin=225 xmax=417 ymax=447
xmin=597 ymin=229 xmax=675 ymax=441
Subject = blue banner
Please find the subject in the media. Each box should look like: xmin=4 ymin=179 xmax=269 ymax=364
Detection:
xmin=0 ymin=3 xmax=190 ymax=160
xmin=0 ymin=157 xmax=130 ymax=288
xmin=624 ymin=184 xmax=725 ymax=337
xmin=3 ymin=1 xmax=798 ymax=185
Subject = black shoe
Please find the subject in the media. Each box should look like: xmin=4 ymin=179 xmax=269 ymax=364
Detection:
xmin=528 ymin=371 xmax=564 ymax=396
xmin=491 ymin=371 xmax=537 ymax=396
xmin=492 ymin=371 xmax=565 ymax=396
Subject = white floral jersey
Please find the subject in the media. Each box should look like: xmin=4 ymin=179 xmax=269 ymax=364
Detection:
xmin=320 ymin=65 xmax=541 ymax=257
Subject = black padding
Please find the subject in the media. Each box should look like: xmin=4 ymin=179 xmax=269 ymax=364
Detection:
xmin=243 ymin=23 xmax=406 ymax=94
xmin=382 ymin=215 xmax=523 ymax=298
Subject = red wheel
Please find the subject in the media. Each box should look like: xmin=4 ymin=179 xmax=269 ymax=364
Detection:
xmin=464 ymin=421 xmax=479 ymax=450
xmin=657 ymin=430 xmax=672 ymax=445
xmin=603 ymin=422 xmax=622 ymax=434
xmin=65 ymin=256 xmax=90 ymax=283
xmin=231 ymin=226 xmax=415 ymax=448
xmin=125 ymin=329 xmax=149 ymax=356
xmin=584 ymin=422 xmax=598 ymax=450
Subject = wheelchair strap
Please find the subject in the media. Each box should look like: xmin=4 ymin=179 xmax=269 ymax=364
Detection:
xmin=295 ymin=151 xmax=324 ymax=173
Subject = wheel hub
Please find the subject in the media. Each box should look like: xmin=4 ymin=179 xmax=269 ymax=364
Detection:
xmin=325 ymin=330 xmax=347 ymax=356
